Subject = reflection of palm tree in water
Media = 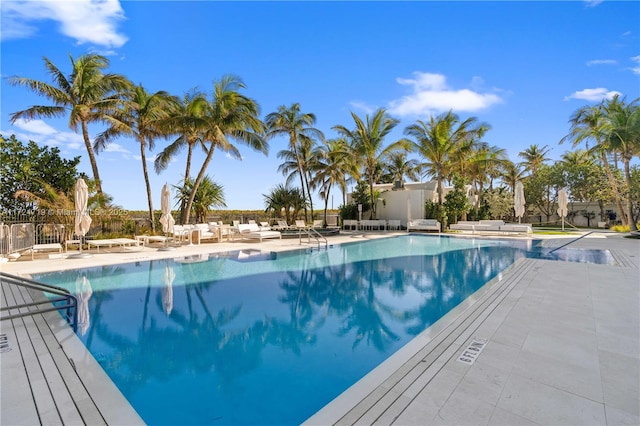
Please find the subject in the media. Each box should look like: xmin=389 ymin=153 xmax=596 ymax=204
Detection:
xmin=403 ymin=246 xmax=521 ymax=335
xmin=337 ymin=259 xmax=400 ymax=352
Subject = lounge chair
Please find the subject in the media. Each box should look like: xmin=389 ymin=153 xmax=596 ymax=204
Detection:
xmin=236 ymin=224 xmax=282 ymax=242
xmin=272 ymin=220 xmax=290 ymax=230
xmin=259 ymin=222 xmax=271 ymax=231
xmin=87 ymin=238 xmax=142 ymax=252
xmin=312 ymin=219 xmax=323 ymax=228
xmin=31 ymin=243 xmax=63 ymax=260
xmin=294 ymin=220 xmax=309 ymax=230
xmin=407 ymin=219 xmax=441 ymax=232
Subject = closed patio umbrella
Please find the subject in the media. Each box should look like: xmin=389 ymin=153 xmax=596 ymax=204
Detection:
xmin=514 ymin=181 xmax=526 ymax=224
xmin=557 ymin=188 xmax=568 ymax=231
xmin=159 ymin=183 xmax=176 ymax=251
xmin=70 ymin=178 xmax=92 ymax=258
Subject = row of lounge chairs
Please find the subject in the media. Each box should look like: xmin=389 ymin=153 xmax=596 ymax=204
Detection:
xmin=450 ymin=220 xmax=532 ymax=234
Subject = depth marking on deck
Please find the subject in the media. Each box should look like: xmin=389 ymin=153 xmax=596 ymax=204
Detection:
xmin=0 ymin=333 xmax=11 ymax=353
xmin=457 ymin=338 xmax=487 ymax=365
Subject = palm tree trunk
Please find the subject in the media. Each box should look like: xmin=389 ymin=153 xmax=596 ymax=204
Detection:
xmin=323 ymin=186 xmax=331 ymax=226
xmin=179 ymin=144 xmax=195 ymax=224
xmin=288 ymin=133 xmax=309 ymax=222
xmin=369 ymin=177 xmax=376 ymax=219
xmin=81 ymin=121 xmax=103 ymax=197
xmin=304 ymin=171 xmax=313 ymax=220
xmin=184 ymin=144 xmax=215 ymax=224
xmin=600 ymin=152 xmax=628 ymax=226
xmin=139 ymin=136 xmax=155 ymax=232
xmin=623 ymin=158 xmax=637 ymax=231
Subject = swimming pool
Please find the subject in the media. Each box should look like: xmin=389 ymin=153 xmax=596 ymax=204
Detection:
xmin=33 ymin=235 xmax=558 ymax=424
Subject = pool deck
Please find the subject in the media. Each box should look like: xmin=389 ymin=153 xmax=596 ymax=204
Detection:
xmin=1 ymin=230 xmax=638 ymax=425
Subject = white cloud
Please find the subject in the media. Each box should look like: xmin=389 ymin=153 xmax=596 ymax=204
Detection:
xmin=9 ymin=118 xmax=85 ymax=149
xmin=12 ymin=118 xmax=58 ymax=135
xmin=0 ymin=0 xmax=127 ymax=48
xmin=564 ymin=88 xmax=622 ymax=102
xmin=388 ymin=72 xmax=503 ymax=117
xmin=586 ymin=59 xmax=617 ymax=66
xmin=103 ymin=143 xmax=131 ymax=154
xmin=349 ymin=101 xmax=376 ymax=115
xmin=630 ymin=55 xmax=640 ymax=75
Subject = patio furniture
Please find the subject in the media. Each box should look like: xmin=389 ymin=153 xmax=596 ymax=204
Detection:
xmin=407 ymin=219 xmax=441 ymax=233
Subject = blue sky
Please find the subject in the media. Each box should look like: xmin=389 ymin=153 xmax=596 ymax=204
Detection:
xmin=1 ymin=0 xmax=639 ymax=211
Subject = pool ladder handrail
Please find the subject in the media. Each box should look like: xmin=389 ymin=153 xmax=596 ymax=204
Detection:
xmin=0 ymin=272 xmax=78 ymax=332
xmin=547 ymin=231 xmax=594 ymax=254
xmin=298 ymin=227 xmax=328 ymax=250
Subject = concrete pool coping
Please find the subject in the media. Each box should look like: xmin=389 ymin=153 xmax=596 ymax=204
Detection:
xmin=1 ymin=230 xmax=638 ymax=425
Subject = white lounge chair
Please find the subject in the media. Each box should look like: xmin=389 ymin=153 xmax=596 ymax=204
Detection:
xmin=294 ymin=220 xmax=309 ymax=230
xmin=272 ymin=220 xmax=290 ymax=230
xmin=87 ymin=238 xmax=142 ymax=252
xmin=407 ymin=219 xmax=441 ymax=233
xmin=236 ymin=224 xmax=282 ymax=242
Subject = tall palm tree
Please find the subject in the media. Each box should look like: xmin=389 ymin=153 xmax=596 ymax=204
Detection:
xmin=603 ymin=95 xmax=639 ymax=230
xmin=518 ymin=144 xmax=550 ymax=175
xmin=94 ymin=84 xmax=180 ymax=231
xmin=334 ymin=108 xmax=410 ymax=219
xmin=184 ymin=75 xmax=267 ymax=224
xmin=313 ymin=138 xmax=353 ymax=224
xmin=500 ymin=160 xmax=527 ymax=194
xmin=276 ymin=135 xmax=321 ymax=219
xmin=562 ymin=102 xmax=628 ymax=226
xmin=265 ymin=103 xmax=324 ymax=221
xmin=154 ymin=90 xmax=210 ymax=223
xmin=405 ymin=111 xmax=486 ymax=205
xmin=466 ymin=143 xmax=508 ymax=209
xmin=8 ymin=53 xmax=130 ymax=199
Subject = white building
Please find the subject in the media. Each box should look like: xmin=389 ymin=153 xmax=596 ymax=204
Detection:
xmin=352 ymin=181 xmax=475 ymax=227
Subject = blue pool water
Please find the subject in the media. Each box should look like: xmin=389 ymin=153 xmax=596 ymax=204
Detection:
xmin=33 ymin=235 xmax=606 ymax=425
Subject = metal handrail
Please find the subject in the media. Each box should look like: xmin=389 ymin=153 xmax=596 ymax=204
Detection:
xmin=0 ymin=272 xmax=78 ymax=332
xmin=548 ymin=231 xmax=594 ymax=254
xmin=298 ymin=227 xmax=328 ymax=250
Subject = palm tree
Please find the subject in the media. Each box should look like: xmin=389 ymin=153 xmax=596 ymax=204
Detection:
xmin=333 ymin=108 xmax=410 ymax=219
xmin=602 ymin=95 xmax=639 ymax=231
xmin=561 ymin=149 xmax=594 ymax=166
xmin=154 ymin=90 xmax=210 ymax=223
xmin=265 ymin=103 xmax=324 ymax=222
xmin=518 ymin=144 xmax=550 ymax=175
xmin=562 ymin=102 xmax=628 ymax=226
xmin=174 ymin=176 xmax=226 ymax=223
xmin=8 ymin=53 xmax=130 ymax=199
xmin=500 ymin=160 xmax=527 ymax=194
xmin=276 ymin=136 xmax=321 ymax=219
xmin=405 ymin=111 xmax=486 ymax=205
xmin=466 ymin=143 xmax=508 ymax=210
xmin=313 ymin=138 xmax=353 ymax=224
xmin=381 ymin=152 xmax=421 ymax=185
xmin=94 ymin=84 xmax=180 ymax=232
xmin=184 ymin=75 xmax=267 ymax=224
xmin=263 ymin=183 xmax=306 ymax=224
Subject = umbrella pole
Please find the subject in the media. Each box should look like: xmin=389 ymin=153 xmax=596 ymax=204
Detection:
xmin=69 ymin=234 xmax=92 ymax=259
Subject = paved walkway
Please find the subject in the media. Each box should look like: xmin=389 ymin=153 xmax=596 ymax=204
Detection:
xmin=1 ymin=231 xmax=638 ymax=425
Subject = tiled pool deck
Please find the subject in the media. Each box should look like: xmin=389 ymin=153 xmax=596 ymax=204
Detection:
xmin=1 ymin=231 xmax=638 ymax=425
